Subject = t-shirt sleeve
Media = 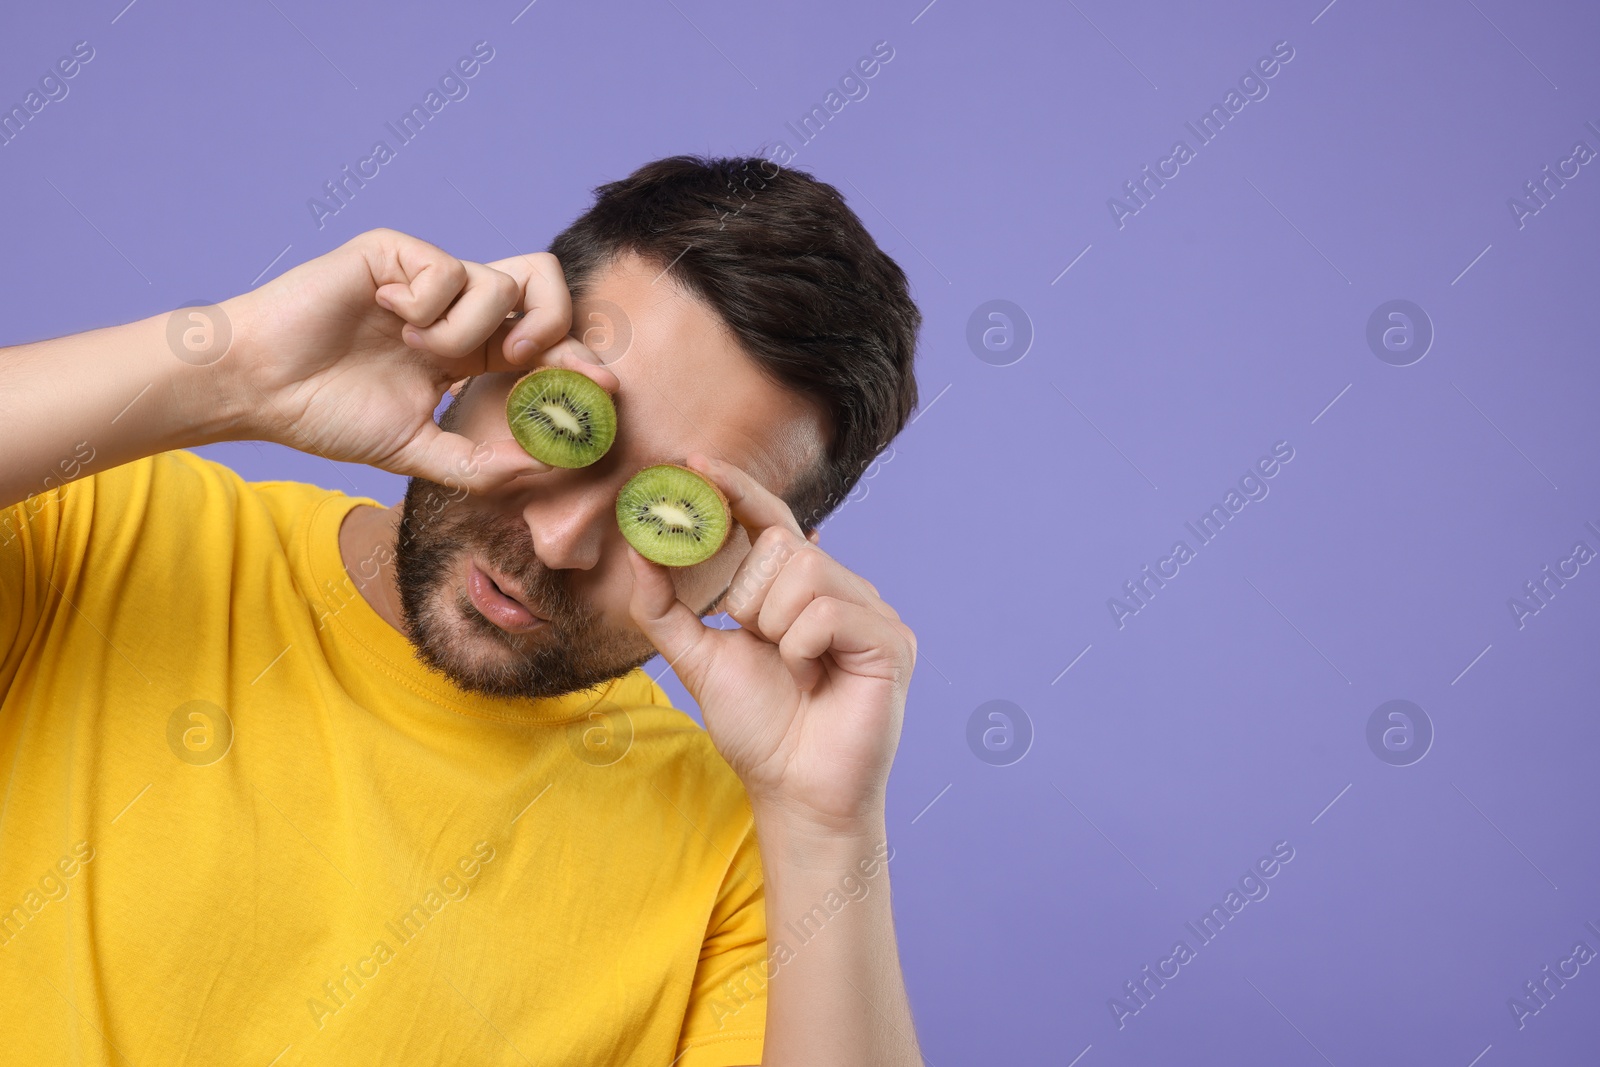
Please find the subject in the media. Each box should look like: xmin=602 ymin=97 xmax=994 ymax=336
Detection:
xmin=674 ymin=814 xmax=769 ymax=1066
xmin=1 ymin=472 xmax=90 ymax=694
xmin=0 ymin=449 xmax=302 ymax=697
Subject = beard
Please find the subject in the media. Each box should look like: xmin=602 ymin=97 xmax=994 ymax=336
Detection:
xmin=392 ymin=473 xmax=659 ymax=701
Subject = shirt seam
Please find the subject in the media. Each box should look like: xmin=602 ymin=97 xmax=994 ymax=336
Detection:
xmin=678 ymin=1028 xmax=766 ymax=1050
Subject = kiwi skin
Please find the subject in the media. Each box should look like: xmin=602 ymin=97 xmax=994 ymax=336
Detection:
xmin=616 ymin=464 xmax=732 ymax=567
xmin=505 ymin=367 xmax=617 ymax=469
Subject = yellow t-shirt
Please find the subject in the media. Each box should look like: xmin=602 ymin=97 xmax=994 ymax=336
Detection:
xmin=0 ymin=449 xmax=768 ymax=1066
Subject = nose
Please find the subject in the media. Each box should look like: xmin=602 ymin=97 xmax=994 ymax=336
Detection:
xmin=523 ymin=483 xmax=613 ymax=572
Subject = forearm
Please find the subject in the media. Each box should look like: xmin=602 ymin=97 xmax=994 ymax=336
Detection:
xmin=0 ymin=304 xmax=245 ymax=512
xmin=754 ymin=801 xmax=921 ymax=1067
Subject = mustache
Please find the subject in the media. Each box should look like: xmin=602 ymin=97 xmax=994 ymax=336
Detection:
xmin=400 ymin=476 xmax=588 ymax=629
xmin=485 ymin=543 xmax=583 ymax=625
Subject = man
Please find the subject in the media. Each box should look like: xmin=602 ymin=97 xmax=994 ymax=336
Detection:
xmin=0 ymin=156 xmax=923 ymax=1065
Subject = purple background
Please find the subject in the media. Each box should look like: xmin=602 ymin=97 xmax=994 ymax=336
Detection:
xmin=5 ymin=0 xmax=1599 ymax=1062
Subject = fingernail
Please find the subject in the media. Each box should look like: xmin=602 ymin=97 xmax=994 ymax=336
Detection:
xmin=513 ymin=338 xmax=532 ymax=359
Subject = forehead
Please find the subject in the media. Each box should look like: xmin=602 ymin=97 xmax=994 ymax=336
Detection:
xmin=506 ymin=252 xmax=825 ymax=491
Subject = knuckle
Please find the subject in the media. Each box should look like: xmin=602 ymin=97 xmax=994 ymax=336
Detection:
xmin=810 ymin=594 xmax=843 ymax=623
xmin=490 ymin=269 xmax=520 ymax=304
xmin=528 ymin=251 xmax=564 ymax=278
xmin=755 ymin=526 xmax=799 ymax=562
xmin=792 ymin=545 xmax=829 ymax=582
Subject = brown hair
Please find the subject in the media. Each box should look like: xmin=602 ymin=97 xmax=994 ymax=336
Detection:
xmin=548 ymin=155 xmax=921 ymax=532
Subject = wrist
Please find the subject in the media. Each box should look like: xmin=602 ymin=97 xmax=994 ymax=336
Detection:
xmin=201 ymin=295 xmax=259 ymax=441
xmin=749 ymin=794 xmax=887 ymax=871
xmin=149 ymin=299 xmax=255 ymax=445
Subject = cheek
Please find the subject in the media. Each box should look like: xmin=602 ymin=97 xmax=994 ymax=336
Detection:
xmin=457 ymin=376 xmax=519 ymax=435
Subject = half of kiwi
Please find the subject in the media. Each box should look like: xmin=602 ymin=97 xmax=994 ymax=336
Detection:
xmin=505 ymin=367 xmax=617 ymax=468
xmin=616 ymin=464 xmax=732 ymax=567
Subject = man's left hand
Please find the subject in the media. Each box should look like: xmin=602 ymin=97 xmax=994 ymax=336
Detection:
xmin=626 ymin=452 xmax=916 ymax=831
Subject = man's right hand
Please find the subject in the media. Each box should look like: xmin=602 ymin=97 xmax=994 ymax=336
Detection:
xmin=220 ymin=227 xmax=619 ymax=493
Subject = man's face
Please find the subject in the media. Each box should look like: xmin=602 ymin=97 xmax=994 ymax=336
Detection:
xmin=393 ymin=252 xmax=826 ymax=700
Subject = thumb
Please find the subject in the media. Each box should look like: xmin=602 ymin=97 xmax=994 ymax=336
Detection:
xmin=627 ymin=547 xmax=711 ymax=680
xmin=395 ymin=425 xmax=549 ymax=492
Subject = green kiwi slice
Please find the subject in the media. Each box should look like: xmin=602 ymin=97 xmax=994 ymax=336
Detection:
xmin=616 ymin=464 xmax=732 ymax=567
xmin=505 ymin=367 xmax=617 ymax=468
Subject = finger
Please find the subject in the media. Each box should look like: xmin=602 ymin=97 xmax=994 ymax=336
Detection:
xmin=392 ymin=424 xmax=550 ymax=493
xmin=398 ymin=260 xmax=523 ymax=367
xmin=777 ymin=597 xmax=909 ymax=693
xmin=750 ymin=546 xmax=901 ymax=643
xmin=684 ymin=452 xmax=804 ymax=547
xmin=484 ymin=251 xmax=572 ymax=366
xmin=626 ymin=547 xmax=715 ymax=683
xmin=721 ymin=525 xmax=807 ymax=627
xmin=721 ymin=523 xmax=894 ymax=634
xmin=509 ymin=333 xmax=622 ymax=396
xmin=370 ymin=235 xmax=470 ymax=329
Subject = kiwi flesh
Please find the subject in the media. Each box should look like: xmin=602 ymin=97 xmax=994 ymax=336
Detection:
xmin=505 ymin=367 xmax=616 ymax=468
xmin=616 ymin=464 xmax=732 ymax=567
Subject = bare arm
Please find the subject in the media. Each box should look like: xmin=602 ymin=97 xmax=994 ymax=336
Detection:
xmin=752 ymin=805 xmax=920 ymax=1065
xmin=0 ymin=229 xmax=611 ymax=519
xmin=0 ymin=308 xmax=244 ymax=513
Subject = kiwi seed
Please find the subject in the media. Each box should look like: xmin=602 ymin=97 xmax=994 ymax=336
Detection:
xmin=505 ymin=367 xmax=616 ymax=468
xmin=615 ymin=464 xmax=732 ymax=567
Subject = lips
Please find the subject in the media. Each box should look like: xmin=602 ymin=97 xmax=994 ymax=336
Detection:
xmin=467 ymin=560 xmax=548 ymax=633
